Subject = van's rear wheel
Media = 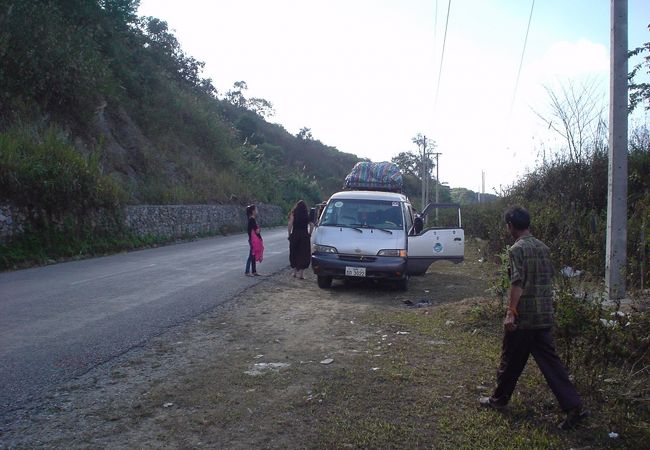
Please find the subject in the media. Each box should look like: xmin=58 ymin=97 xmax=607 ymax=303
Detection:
xmin=317 ymin=275 xmax=333 ymax=289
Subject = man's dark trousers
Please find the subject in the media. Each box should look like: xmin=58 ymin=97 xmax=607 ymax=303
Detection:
xmin=492 ymin=328 xmax=582 ymax=411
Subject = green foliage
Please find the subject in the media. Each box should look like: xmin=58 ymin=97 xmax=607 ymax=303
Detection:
xmin=0 ymin=125 xmax=133 ymax=267
xmin=461 ymin=136 xmax=650 ymax=286
xmin=0 ymin=0 xmax=361 ymax=258
xmin=466 ymin=246 xmax=511 ymax=329
xmin=552 ymin=278 xmax=603 ymax=372
xmin=221 ymin=101 xmax=360 ymax=200
xmin=629 ymin=23 xmax=650 ymax=112
xmin=280 ymin=174 xmax=322 ymax=211
xmin=296 ymin=127 xmax=313 ymax=140
xmin=0 ymin=126 xmax=123 ymax=216
xmin=489 ymin=247 xmax=511 ymax=302
xmin=552 ymin=278 xmax=650 ymax=403
xmin=391 ymin=150 xmax=425 ymax=178
xmin=234 ymin=143 xmax=321 ymax=212
xmin=0 ymin=225 xmax=170 ymax=270
xmin=461 ymin=201 xmax=509 ymax=254
xmin=0 ymin=0 xmax=113 ymax=121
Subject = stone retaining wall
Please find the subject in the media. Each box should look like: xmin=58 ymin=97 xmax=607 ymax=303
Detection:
xmin=123 ymin=203 xmax=284 ymax=238
xmin=0 ymin=205 xmax=27 ymax=244
xmin=0 ymin=203 xmax=284 ymax=244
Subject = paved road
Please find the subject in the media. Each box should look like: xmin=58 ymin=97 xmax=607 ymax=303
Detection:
xmin=0 ymin=228 xmax=290 ymax=415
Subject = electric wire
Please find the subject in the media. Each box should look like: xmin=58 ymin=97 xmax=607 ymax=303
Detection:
xmin=510 ymin=0 xmax=535 ymax=114
xmin=434 ymin=0 xmax=438 ymax=76
xmin=434 ymin=0 xmax=451 ymax=114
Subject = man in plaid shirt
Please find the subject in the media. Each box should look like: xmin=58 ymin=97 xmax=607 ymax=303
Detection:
xmin=479 ymin=206 xmax=588 ymax=430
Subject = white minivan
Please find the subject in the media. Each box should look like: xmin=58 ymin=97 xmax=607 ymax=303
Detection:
xmin=311 ymin=190 xmax=464 ymax=290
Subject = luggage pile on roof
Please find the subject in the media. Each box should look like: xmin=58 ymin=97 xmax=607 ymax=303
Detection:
xmin=343 ymin=161 xmax=403 ymax=193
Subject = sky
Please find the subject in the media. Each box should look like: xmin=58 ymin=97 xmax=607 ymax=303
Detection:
xmin=137 ymin=0 xmax=650 ymax=194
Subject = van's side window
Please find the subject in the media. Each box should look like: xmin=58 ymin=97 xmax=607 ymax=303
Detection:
xmin=404 ymin=204 xmax=414 ymax=234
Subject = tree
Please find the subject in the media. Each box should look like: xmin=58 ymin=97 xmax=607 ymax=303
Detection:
xmin=236 ymin=115 xmax=258 ymax=140
xmin=99 ymin=0 xmax=140 ymax=28
xmin=629 ymin=23 xmax=650 ymax=112
xmin=226 ymin=80 xmax=248 ymax=108
xmin=247 ymin=97 xmax=275 ymax=118
xmin=225 ymin=81 xmax=274 ymax=117
xmin=535 ymin=79 xmax=607 ymax=163
xmin=297 ymin=127 xmax=313 ymax=140
xmin=391 ymin=138 xmax=436 ymax=180
xmin=139 ymin=16 xmax=216 ymax=96
xmin=411 ymin=133 xmax=437 ymax=177
xmin=391 ymin=151 xmax=420 ymax=177
xmin=450 ymin=188 xmax=479 ymax=204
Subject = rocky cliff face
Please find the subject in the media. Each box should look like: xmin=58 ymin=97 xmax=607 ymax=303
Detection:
xmin=92 ymin=102 xmax=149 ymax=184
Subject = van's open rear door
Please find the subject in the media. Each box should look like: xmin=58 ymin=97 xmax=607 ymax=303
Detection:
xmin=407 ymin=203 xmax=464 ymax=275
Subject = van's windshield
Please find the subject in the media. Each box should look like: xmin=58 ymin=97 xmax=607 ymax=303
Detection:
xmin=320 ymin=199 xmax=404 ymax=231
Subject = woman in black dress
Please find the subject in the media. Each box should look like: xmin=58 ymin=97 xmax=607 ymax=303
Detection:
xmin=288 ymin=200 xmax=314 ymax=279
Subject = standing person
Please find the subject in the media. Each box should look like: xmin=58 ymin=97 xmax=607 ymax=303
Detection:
xmin=288 ymin=200 xmax=314 ymax=279
xmin=244 ymin=204 xmax=261 ymax=277
xmin=479 ymin=206 xmax=588 ymax=430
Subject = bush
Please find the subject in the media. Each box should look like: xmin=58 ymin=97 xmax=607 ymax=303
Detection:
xmin=552 ymin=277 xmax=650 ymax=412
xmin=0 ymin=126 xmax=125 ymax=266
xmin=0 ymin=126 xmax=123 ymax=216
xmin=462 ymin=139 xmax=650 ymax=286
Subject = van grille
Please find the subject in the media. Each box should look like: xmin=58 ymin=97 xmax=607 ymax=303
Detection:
xmin=338 ymin=255 xmax=377 ymax=262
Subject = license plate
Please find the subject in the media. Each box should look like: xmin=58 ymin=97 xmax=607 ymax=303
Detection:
xmin=345 ymin=266 xmax=366 ymax=277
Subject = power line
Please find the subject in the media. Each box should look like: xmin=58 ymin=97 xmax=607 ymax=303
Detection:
xmin=510 ymin=0 xmax=535 ymax=114
xmin=434 ymin=0 xmax=452 ymax=113
xmin=433 ymin=0 xmax=438 ymax=77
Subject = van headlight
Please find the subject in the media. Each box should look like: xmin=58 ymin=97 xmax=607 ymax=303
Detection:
xmin=377 ymin=249 xmax=407 ymax=257
xmin=313 ymin=244 xmax=338 ymax=254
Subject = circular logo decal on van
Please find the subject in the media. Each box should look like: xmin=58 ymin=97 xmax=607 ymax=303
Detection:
xmin=334 ymin=201 xmax=343 ymax=208
xmin=434 ymin=243 xmax=443 ymax=253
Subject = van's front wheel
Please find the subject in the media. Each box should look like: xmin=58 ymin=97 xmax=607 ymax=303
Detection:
xmin=317 ymin=275 xmax=333 ymax=289
xmin=396 ymin=276 xmax=409 ymax=291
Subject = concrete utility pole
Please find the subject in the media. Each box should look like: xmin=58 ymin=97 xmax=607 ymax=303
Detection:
xmin=420 ymin=136 xmax=426 ymax=212
xmin=431 ymin=152 xmax=442 ymax=222
xmin=424 ymin=135 xmax=429 ymax=208
xmin=605 ymin=0 xmax=628 ymax=300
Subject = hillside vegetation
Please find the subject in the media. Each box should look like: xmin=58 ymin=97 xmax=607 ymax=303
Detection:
xmin=0 ymin=0 xmax=363 ymax=266
xmin=0 ymin=0 xmax=359 ymax=210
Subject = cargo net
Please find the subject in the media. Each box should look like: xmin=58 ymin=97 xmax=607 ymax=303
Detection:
xmin=343 ymin=162 xmax=403 ymax=193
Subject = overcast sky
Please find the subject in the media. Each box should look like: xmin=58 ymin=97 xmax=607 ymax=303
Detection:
xmin=138 ymin=0 xmax=649 ymax=193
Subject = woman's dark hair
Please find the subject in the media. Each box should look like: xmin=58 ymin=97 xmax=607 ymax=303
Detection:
xmin=504 ymin=206 xmax=530 ymax=230
xmin=246 ymin=204 xmax=256 ymax=217
xmin=291 ymin=200 xmax=309 ymax=222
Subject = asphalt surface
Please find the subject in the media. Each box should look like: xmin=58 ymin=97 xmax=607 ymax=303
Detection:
xmin=0 ymin=228 xmax=290 ymax=416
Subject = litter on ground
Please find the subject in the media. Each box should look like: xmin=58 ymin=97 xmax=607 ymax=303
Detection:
xmin=403 ymin=299 xmax=432 ymax=308
xmin=244 ymin=362 xmax=291 ymax=376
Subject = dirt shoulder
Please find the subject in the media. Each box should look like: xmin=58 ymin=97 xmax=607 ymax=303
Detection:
xmin=1 ymin=242 xmax=645 ymax=449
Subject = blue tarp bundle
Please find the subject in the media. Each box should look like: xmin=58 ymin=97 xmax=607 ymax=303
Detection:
xmin=343 ymin=162 xmax=403 ymax=192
